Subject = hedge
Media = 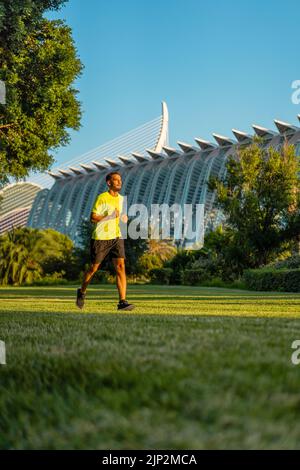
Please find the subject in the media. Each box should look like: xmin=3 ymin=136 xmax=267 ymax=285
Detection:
xmin=150 ymin=268 xmax=173 ymax=285
xmin=182 ymin=269 xmax=211 ymax=286
xmin=243 ymin=268 xmax=300 ymax=292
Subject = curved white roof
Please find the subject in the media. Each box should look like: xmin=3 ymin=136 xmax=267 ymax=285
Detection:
xmin=27 ymin=102 xmax=169 ymax=188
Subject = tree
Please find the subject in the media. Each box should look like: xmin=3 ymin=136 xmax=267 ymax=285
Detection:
xmin=123 ymin=236 xmax=149 ymax=275
xmin=147 ymin=238 xmax=177 ymax=262
xmin=71 ymin=218 xmax=93 ymax=274
xmin=37 ymin=228 xmax=79 ymax=279
xmin=0 ymin=228 xmax=44 ymax=285
xmin=137 ymin=238 xmax=177 ymax=274
xmin=0 ymin=227 xmax=75 ymax=285
xmin=0 ymin=1 xmax=67 ymax=50
xmin=0 ymin=0 xmax=82 ymax=186
xmin=208 ymin=141 xmax=300 ymax=268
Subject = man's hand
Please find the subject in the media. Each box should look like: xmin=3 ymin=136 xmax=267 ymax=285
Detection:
xmin=121 ymin=214 xmax=128 ymax=223
xmin=106 ymin=208 xmax=119 ymax=220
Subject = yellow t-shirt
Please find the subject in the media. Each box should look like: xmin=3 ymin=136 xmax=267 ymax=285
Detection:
xmin=91 ymin=191 xmax=124 ymax=240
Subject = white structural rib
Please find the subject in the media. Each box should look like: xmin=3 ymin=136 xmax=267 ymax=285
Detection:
xmin=132 ymin=152 xmax=148 ymax=163
xmin=105 ymin=159 xmax=120 ymax=168
xmin=154 ymin=101 xmax=169 ymax=152
xmin=58 ymin=170 xmax=72 ymax=178
xmin=212 ymin=134 xmax=235 ymax=147
xmin=80 ymin=164 xmax=96 ymax=173
xmin=194 ymin=138 xmax=216 ymax=151
xmin=232 ymin=129 xmax=252 ymax=142
xmin=92 ymin=161 xmax=108 ymax=171
xmin=118 ymin=156 xmax=134 ymax=165
xmin=47 ymin=171 xmax=63 ymax=180
xmin=162 ymin=146 xmax=181 ymax=157
xmin=274 ymin=120 xmax=298 ymax=134
xmin=69 ymin=167 xmax=84 ymax=176
xmin=252 ymin=125 xmax=277 ymax=138
xmin=146 ymin=149 xmax=164 ymax=160
xmin=177 ymin=141 xmax=197 ymax=153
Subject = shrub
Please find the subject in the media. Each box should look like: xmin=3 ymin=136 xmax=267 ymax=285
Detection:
xmin=166 ymin=249 xmax=198 ymax=271
xmin=271 ymin=255 xmax=300 ymax=270
xmin=243 ymin=268 xmax=300 ymax=292
xmin=25 ymin=273 xmax=69 ymax=286
xmin=169 ymin=268 xmax=185 ymax=285
xmin=183 ymin=269 xmax=211 ymax=286
xmin=150 ymin=268 xmax=173 ymax=285
xmin=199 ymin=277 xmax=247 ymax=289
xmin=137 ymin=253 xmax=163 ymax=272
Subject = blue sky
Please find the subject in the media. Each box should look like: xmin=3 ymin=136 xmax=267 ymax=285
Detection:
xmin=48 ymin=0 xmax=300 ymax=166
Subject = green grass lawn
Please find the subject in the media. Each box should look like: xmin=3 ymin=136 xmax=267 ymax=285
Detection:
xmin=1 ymin=284 xmax=300 ymax=450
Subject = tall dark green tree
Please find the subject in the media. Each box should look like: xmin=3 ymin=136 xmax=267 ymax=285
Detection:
xmin=208 ymin=141 xmax=300 ymax=268
xmin=0 ymin=0 xmax=82 ymax=186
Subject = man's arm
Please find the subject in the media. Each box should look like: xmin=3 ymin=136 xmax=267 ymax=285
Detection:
xmin=90 ymin=209 xmax=119 ymax=224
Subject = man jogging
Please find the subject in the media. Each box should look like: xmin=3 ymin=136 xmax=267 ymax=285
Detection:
xmin=76 ymin=171 xmax=135 ymax=311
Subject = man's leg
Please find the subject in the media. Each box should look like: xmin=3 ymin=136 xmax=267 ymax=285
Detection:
xmin=112 ymin=257 xmax=135 ymax=310
xmin=81 ymin=262 xmax=100 ymax=294
xmin=112 ymin=258 xmax=126 ymax=301
xmin=76 ymin=262 xmax=100 ymax=309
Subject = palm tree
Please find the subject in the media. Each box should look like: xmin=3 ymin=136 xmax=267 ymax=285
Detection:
xmin=147 ymin=238 xmax=177 ymax=262
xmin=0 ymin=226 xmax=75 ymax=285
xmin=0 ymin=228 xmax=43 ymax=285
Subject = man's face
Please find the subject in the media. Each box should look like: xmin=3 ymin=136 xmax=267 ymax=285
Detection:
xmin=108 ymin=173 xmax=122 ymax=191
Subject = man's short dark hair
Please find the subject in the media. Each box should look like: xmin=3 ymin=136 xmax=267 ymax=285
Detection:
xmin=106 ymin=171 xmax=121 ymax=182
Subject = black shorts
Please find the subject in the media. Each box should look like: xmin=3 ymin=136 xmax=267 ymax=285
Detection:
xmin=90 ymin=237 xmax=125 ymax=264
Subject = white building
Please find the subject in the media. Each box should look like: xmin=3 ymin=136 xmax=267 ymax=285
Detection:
xmin=27 ymin=103 xmax=300 ymax=244
xmin=0 ymin=182 xmax=42 ymax=235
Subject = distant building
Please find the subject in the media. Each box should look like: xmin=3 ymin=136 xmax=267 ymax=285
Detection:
xmin=0 ymin=182 xmax=42 ymax=235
